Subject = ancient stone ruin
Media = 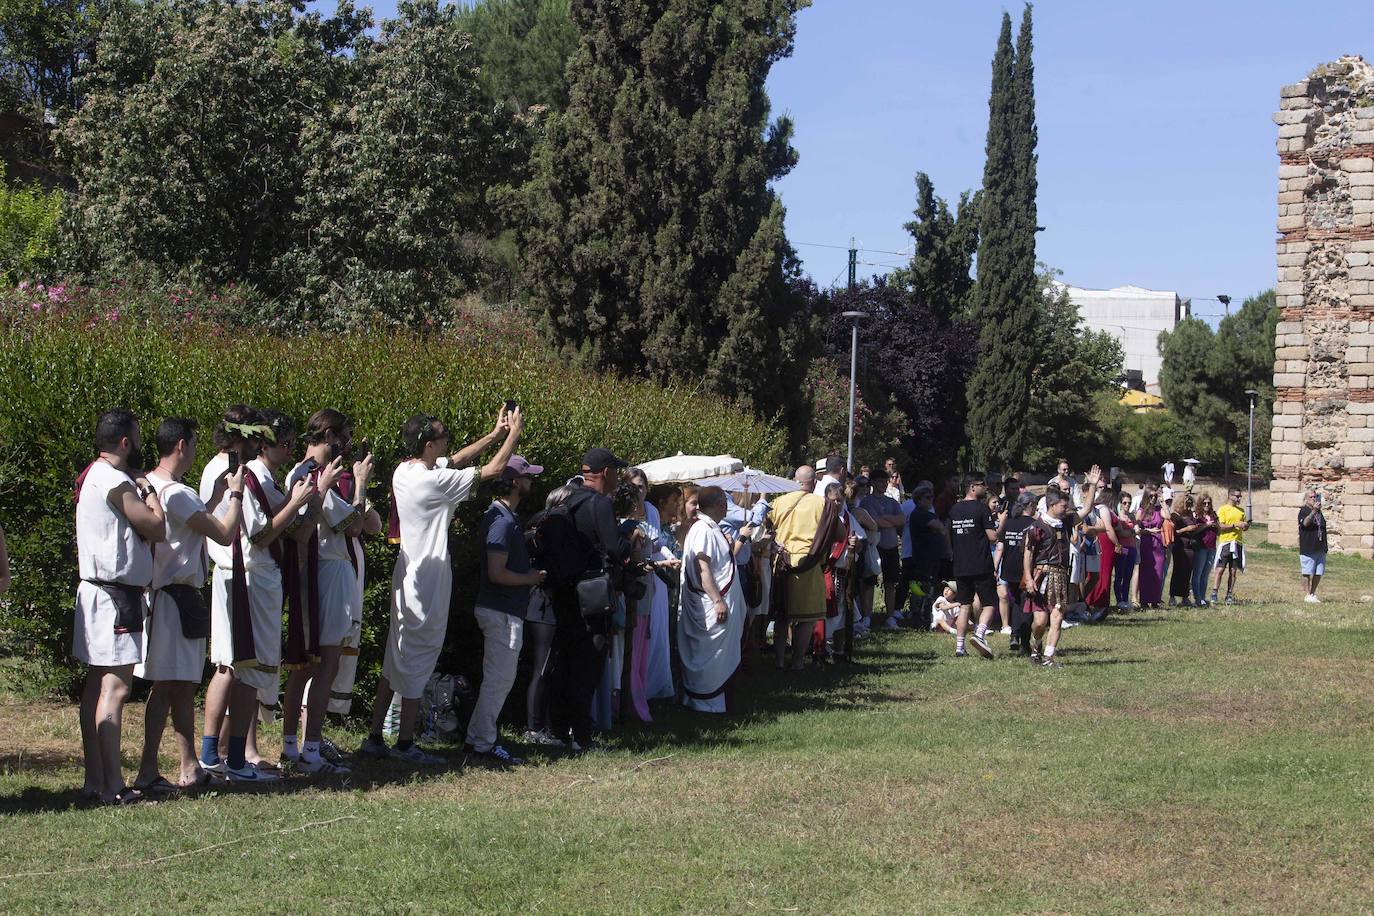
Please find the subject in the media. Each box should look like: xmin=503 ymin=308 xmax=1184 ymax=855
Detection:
xmin=1270 ymin=55 xmax=1374 ymax=556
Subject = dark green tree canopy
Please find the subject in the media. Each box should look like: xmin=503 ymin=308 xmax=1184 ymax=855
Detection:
xmin=520 ymin=0 xmax=811 ymax=420
xmin=55 ymin=0 xmax=519 ymax=325
xmin=455 ymin=0 xmax=578 ymax=110
xmin=1159 ymin=289 xmax=1277 ymax=476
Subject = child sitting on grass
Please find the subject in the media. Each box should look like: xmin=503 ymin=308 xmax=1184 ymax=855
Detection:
xmin=930 ymin=583 xmax=958 ymax=635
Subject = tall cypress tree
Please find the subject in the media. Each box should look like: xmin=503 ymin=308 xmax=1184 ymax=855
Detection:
xmin=965 ymin=5 xmax=1040 ymax=472
xmin=519 ymin=0 xmax=811 ymax=420
xmin=895 ymin=171 xmax=979 ymax=325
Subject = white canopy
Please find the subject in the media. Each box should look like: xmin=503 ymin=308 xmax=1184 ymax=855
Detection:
xmin=635 ymin=453 xmax=744 ymax=485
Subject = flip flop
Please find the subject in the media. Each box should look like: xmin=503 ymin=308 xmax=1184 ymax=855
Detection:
xmin=105 ymin=786 xmax=145 ymax=806
xmin=133 ymin=776 xmax=177 ymax=798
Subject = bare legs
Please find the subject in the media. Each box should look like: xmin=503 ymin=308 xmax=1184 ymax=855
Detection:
xmin=137 ymin=681 xmax=200 ymax=787
xmin=79 ymin=665 xmax=134 ymax=799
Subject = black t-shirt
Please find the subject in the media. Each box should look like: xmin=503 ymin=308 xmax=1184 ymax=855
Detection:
xmin=999 ymin=515 xmax=1035 ymax=584
xmin=1298 ymin=506 xmax=1327 ymax=555
xmin=949 ymin=498 xmax=995 ymax=578
xmin=563 ymin=485 xmax=632 ymax=570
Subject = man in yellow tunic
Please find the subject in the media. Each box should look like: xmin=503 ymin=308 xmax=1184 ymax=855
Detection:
xmin=769 ymin=476 xmax=831 ymax=671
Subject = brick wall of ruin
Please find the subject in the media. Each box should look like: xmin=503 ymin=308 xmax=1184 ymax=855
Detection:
xmin=1270 ymin=55 xmax=1374 ymax=557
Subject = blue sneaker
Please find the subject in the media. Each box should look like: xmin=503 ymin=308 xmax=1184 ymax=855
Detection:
xmin=391 ymin=744 xmax=445 ymax=766
xmin=226 ymin=762 xmax=278 ymax=783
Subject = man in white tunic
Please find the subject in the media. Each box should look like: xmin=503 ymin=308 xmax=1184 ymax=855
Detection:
xmin=281 ymin=408 xmax=380 ymax=775
xmin=133 ymin=417 xmax=246 ymax=793
xmin=678 ymin=487 xmax=746 ymax=713
xmin=360 ymin=406 xmax=523 ymax=764
xmin=74 ymin=409 xmax=165 ymax=803
xmin=197 ymin=407 xmax=311 ymax=782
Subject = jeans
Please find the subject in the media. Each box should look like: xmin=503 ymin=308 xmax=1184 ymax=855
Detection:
xmin=1114 ymin=547 xmax=1138 ymax=606
xmin=464 ymin=606 xmax=524 ymax=753
xmin=1192 ymin=547 xmax=1214 ymax=603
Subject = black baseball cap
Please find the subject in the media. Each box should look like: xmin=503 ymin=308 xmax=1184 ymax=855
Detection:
xmin=582 ymin=447 xmax=628 ymax=473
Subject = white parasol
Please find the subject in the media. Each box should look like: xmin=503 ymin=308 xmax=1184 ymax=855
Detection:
xmin=694 ymin=467 xmax=799 ymax=495
xmin=635 ymin=452 xmax=744 ymax=485
xmin=1183 ymin=458 xmax=1201 ymax=464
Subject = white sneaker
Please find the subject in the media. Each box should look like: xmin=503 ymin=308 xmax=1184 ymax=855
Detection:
xmin=296 ymin=756 xmax=352 ymax=775
xmin=226 ymin=762 xmax=279 ymax=783
xmin=999 ymin=626 xmax=1012 ymax=636
xmin=1304 ymin=593 xmax=1321 ymax=604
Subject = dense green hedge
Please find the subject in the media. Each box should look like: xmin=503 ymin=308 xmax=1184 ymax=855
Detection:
xmin=0 ymin=301 xmax=785 ymax=695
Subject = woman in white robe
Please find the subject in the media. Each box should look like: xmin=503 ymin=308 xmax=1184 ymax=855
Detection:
xmin=677 ymin=488 xmax=746 ymax=713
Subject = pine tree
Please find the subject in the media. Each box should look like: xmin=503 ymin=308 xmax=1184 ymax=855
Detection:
xmin=965 ymin=5 xmax=1040 ymax=471
xmin=519 ymin=0 xmax=811 ymax=420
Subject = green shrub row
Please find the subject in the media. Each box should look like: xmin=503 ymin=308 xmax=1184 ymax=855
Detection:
xmin=0 ymin=301 xmax=785 ymax=696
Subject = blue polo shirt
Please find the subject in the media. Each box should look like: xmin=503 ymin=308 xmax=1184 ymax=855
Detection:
xmin=476 ymin=501 xmax=532 ymax=617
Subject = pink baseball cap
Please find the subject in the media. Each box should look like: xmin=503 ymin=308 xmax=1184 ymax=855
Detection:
xmin=502 ymin=455 xmax=544 ymax=480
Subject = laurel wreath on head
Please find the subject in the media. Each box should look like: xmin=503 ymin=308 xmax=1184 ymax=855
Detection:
xmin=223 ymin=421 xmax=276 ymax=444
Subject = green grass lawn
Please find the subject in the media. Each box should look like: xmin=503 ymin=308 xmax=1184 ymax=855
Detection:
xmin=2 ymin=537 xmax=1373 ymax=913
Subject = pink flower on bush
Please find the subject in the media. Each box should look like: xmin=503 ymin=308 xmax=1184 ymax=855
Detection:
xmin=30 ymin=302 xmax=41 ymax=312
xmin=105 ymin=309 xmax=120 ymax=322
xmin=18 ymin=280 xmax=29 ymax=291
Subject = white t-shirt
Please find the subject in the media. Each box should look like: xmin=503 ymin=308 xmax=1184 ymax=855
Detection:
xmin=77 ymin=460 xmax=153 ymax=586
xmin=287 ymin=461 xmax=359 ymax=564
xmin=147 ymin=470 xmax=208 ymax=588
xmin=392 ymin=461 xmax=477 ymax=565
xmin=930 ymin=596 xmax=958 ymax=630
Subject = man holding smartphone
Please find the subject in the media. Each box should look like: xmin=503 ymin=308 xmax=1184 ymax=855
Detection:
xmin=361 ymin=405 xmax=523 ymax=764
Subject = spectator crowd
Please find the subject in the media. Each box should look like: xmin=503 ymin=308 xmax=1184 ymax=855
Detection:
xmin=10 ymin=404 xmax=1332 ymax=804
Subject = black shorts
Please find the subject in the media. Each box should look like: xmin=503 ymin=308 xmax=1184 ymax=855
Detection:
xmin=954 ymin=575 xmax=997 ymax=608
xmin=878 ymin=547 xmax=901 ymax=583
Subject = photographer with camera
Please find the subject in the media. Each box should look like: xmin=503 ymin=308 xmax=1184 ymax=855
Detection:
xmin=361 ymin=405 xmax=522 ymax=764
xmin=543 ymin=448 xmax=640 ymax=753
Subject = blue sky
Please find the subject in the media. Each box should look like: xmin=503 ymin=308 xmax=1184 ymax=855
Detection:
xmin=380 ymin=1 xmax=1369 ymax=323
xmin=766 ymin=0 xmax=1369 ymax=321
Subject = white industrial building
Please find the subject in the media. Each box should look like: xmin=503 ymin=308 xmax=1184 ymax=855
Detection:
xmin=1060 ymin=284 xmax=1191 ymax=390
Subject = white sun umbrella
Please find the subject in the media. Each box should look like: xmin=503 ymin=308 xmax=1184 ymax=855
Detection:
xmin=636 ymin=452 xmax=744 ymax=485
xmin=694 ymin=467 xmax=799 ymax=495
xmin=1183 ymin=458 xmax=1201 ymax=464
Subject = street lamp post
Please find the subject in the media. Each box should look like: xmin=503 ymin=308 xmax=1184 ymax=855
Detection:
xmin=841 ymin=311 xmax=866 ymax=471
xmin=1245 ymin=388 xmax=1258 ymax=521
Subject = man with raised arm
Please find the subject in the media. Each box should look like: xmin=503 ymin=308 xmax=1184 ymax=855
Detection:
xmin=360 ymin=406 xmax=522 ymax=764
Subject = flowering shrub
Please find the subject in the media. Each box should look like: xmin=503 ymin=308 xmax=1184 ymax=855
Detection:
xmin=0 ymin=303 xmax=785 ymax=695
